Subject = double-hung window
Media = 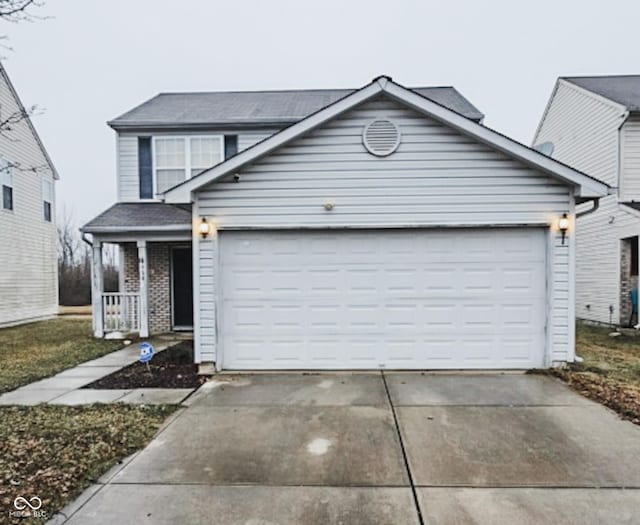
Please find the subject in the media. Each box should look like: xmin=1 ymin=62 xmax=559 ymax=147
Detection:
xmin=153 ymin=136 xmax=223 ymax=194
xmin=42 ymin=177 xmax=53 ymax=222
xmin=1 ymin=158 xmax=13 ymax=211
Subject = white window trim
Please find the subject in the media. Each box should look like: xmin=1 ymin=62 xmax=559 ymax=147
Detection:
xmin=152 ymin=135 xmax=224 ymax=197
xmin=42 ymin=176 xmax=53 ymax=222
xmin=1 ymin=156 xmax=14 ymax=212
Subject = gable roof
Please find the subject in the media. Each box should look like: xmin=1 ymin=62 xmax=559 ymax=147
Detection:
xmin=164 ymin=76 xmax=610 ymax=204
xmin=0 ymin=62 xmax=59 ymax=179
xmin=108 ymin=86 xmax=483 ymax=129
xmin=563 ymin=75 xmax=640 ymax=112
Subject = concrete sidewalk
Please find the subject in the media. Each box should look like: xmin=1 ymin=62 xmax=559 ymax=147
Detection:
xmin=0 ymin=341 xmax=195 ymax=406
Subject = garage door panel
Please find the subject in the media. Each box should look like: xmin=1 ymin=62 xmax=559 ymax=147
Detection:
xmin=460 ymin=339 xmax=494 ymax=361
xmin=423 ymin=268 xmax=456 ymax=291
xmin=346 ymin=268 xmax=378 ymax=292
xmin=501 ymin=337 xmax=538 ymax=362
xmin=226 ymin=304 xmax=266 ymax=330
xmin=220 ymin=229 xmax=546 ymax=369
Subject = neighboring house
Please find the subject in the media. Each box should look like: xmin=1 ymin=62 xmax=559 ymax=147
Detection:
xmin=534 ymin=76 xmax=640 ymax=326
xmin=0 ymin=62 xmax=58 ymax=327
xmin=82 ymin=76 xmax=608 ymax=371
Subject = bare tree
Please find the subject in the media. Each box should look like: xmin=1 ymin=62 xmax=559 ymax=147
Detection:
xmin=57 ymin=210 xmax=119 ymax=305
xmin=0 ymin=0 xmax=42 ymax=22
xmin=57 ymin=208 xmax=85 ymax=266
xmin=57 ymin=210 xmax=90 ymax=305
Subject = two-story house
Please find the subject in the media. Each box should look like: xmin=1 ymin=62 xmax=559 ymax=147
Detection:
xmin=82 ymin=76 xmax=608 ymax=371
xmin=534 ymin=76 xmax=640 ymax=326
xmin=0 ymin=62 xmax=58 ymax=327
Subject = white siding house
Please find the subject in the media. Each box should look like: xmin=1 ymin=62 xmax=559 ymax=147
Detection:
xmin=86 ymin=76 xmax=607 ymax=370
xmin=534 ymin=76 xmax=640 ymax=326
xmin=0 ymin=62 xmax=58 ymax=327
xmin=163 ymin=77 xmax=607 ymax=370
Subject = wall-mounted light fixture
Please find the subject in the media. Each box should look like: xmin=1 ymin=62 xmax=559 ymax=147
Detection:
xmin=559 ymin=213 xmax=569 ymax=245
xmin=198 ymin=217 xmax=212 ymax=239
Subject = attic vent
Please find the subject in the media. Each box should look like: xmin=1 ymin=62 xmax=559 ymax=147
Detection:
xmin=363 ymin=119 xmax=401 ymax=156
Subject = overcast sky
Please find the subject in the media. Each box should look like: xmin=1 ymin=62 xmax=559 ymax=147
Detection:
xmin=3 ymin=0 xmax=639 ymax=225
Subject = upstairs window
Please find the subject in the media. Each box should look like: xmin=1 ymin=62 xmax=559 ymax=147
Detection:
xmin=1 ymin=158 xmax=13 ymax=211
xmin=42 ymin=177 xmax=53 ymax=222
xmin=153 ymin=136 xmax=223 ymax=194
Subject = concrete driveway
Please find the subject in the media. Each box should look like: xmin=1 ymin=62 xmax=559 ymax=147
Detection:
xmin=61 ymin=373 xmax=640 ymax=524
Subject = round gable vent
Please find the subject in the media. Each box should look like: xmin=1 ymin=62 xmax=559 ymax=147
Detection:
xmin=363 ymin=119 xmax=401 ymax=157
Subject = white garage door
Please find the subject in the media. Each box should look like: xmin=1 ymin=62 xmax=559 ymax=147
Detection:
xmin=219 ymin=229 xmax=546 ymax=370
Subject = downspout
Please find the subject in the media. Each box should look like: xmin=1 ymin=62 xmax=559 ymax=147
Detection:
xmin=574 ymin=197 xmax=600 ymax=362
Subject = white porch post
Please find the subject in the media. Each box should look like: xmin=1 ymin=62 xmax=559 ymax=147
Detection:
xmin=91 ymin=240 xmax=104 ymax=337
xmin=137 ymin=240 xmax=149 ymax=338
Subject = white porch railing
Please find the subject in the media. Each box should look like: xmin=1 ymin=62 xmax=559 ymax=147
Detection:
xmin=102 ymin=292 xmax=140 ymax=333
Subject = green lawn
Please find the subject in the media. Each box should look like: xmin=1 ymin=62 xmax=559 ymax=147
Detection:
xmin=546 ymin=323 xmax=640 ymax=424
xmin=0 ymin=404 xmax=177 ymax=523
xmin=0 ymin=318 xmax=123 ymax=393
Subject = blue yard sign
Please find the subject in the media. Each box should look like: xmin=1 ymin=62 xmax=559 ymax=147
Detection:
xmin=139 ymin=342 xmax=155 ymax=363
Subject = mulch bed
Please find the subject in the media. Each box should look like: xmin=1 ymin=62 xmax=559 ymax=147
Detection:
xmin=84 ymin=341 xmax=208 ymax=389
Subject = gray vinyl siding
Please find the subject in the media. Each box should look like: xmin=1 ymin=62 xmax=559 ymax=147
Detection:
xmin=621 ymin=116 xmax=640 ymax=201
xmin=574 ymin=196 xmax=618 ymax=324
xmin=0 ymin=72 xmax=57 ymax=326
xmin=535 ymin=80 xmax=632 ymax=325
xmin=237 ymin=131 xmax=278 ymax=152
xmin=117 ymin=133 xmax=139 ymax=201
xmin=573 ymin=196 xmax=640 ymax=325
xmin=194 ymin=96 xmax=575 ymax=364
xmin=534 ymin=80 xmax=625 ymax=187
xmin=117 ymin=129 xmax=281 ymax=201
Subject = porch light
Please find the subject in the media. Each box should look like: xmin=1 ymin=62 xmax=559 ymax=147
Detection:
xmin=198 ymin=217 xmax=212 ymax=238
xmin=559 ymin=213 xmax=570 ymax=245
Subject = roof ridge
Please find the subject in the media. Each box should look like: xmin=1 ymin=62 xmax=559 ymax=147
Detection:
xmin=154 ymin=85 xmax=456 ymax=96
xmin=563 ymin=74 xmax=640 ymax=80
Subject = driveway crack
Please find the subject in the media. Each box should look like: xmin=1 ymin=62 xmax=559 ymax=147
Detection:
xmin=381 ymin=372 xmax=424 ymax=525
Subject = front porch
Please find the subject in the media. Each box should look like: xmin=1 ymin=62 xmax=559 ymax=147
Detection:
xmin=91 ymin=241 xmax=194 ymax=338
xmin=82 ymin=203 xmax=194 ymax=338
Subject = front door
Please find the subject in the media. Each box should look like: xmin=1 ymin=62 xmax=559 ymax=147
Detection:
xmin=172 ymin=247 xmax=193 ymax=329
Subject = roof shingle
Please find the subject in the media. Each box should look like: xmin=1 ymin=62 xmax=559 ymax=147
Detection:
xmin=563 ymin=75 xmax=640 ymax=111
xmin=109 ymin=86 xmax=484 ymax=128
xmin=81 ymin=203 xmax=191 ymax=232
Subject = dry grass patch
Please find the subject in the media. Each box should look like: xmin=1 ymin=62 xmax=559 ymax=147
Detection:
xmin=0 ymin=404 xmax=177 ymax=523
xmin=539 ymin=323 xmax=640 ymax=424
xmin=0 ymin=319 xmax=123 ymax=393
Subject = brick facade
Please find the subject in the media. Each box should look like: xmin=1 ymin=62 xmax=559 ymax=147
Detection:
xmin=121 ymin=242 xmax=181 ymax=334
xmin=620 ymin=238 xmax=638 ymax=326
xmin=121 ymin=243 xmax=139 ymax=294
